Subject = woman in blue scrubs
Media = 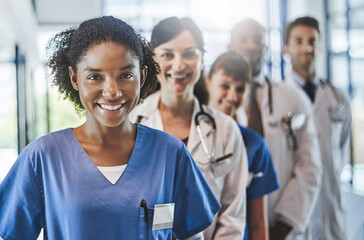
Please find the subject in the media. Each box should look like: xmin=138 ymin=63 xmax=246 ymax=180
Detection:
xmin=0 ymin=16 xmax=220 ymax=240
xmin=203 ymin=51 xmax=280 ymax=240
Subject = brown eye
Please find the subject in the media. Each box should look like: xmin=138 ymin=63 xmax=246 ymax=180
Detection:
xmin=87 ymin=74 xmax=102 ymax=80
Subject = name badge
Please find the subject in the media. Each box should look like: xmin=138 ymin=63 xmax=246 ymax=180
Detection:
xmin=152 ymin=203 xmax=174 ymax=230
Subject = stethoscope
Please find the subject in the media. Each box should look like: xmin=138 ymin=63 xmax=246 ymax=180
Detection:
xmin=195 ymin=100 xmax=232 ymax=165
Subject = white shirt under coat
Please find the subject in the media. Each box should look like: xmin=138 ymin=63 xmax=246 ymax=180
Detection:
xmin=129 ymin=91 xmax=249 ymax=240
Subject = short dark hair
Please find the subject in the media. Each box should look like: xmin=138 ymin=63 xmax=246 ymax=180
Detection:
xmin=150 ymin=17 xmax=206 ymax=102
xmin=208 ymin=51 xmax=251 ymax=83
xmin=45 ymin=16 xmax=159 ymax=113
xmin=196 ymin=51 xmax=251 ymax=105
xmin=284 ymin=16 xmax=320 ymax=44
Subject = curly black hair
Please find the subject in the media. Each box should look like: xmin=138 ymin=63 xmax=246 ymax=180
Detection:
xmin=45 ymin=16 xmax=159 ymax=113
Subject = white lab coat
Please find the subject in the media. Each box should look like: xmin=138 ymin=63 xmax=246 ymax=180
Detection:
xmin=129 ymin=91 xmax=249 ymax=240
xmin=238 ymin=73 xmax=322 ymax=239
xmin=287 ymin=71 xmax=352 ymax=240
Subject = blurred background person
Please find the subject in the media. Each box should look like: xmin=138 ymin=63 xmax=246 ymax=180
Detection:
xmin=229 ymin=18 xmax=321 ymax=240
xmin=283 ymin=16 xmax=352 ymax=240
xmin=202 ymin=51 xmax=280 ymax=240
xmin=130 ymin=17 xmax=248 ymax=239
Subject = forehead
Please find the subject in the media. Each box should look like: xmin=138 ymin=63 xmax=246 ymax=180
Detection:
xmin=155 ymin=30 xmax=198 ymax=51
xmin=80 ymin=42 xmax=139 ymax=67
xmin=232 ymin=22 xmax=265 ymax=40
xmin=289 ymin=25 xmax=319 ymax=39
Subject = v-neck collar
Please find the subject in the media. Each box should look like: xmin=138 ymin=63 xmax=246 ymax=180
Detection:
xmin=65 ymin=125 xmax=148 ymax=215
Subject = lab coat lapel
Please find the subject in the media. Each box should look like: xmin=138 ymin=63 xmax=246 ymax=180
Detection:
xmin=314 ymin=84 xmax=336 ymax=110
xmin=136 ymin=91 xmax=164 ymax=131
xmin=187 ymin=98 xmax=213 ymax=153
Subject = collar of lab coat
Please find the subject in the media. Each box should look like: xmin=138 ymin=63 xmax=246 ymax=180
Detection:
xmin=288 ymin=70 xmax=319 ymax=87
xmin=136 ymin=91 xmax=213 ymax=152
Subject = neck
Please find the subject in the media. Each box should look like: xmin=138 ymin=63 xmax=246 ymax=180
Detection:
xmin=159 ymin=89 xmax=195 ymax=117
xmin=80 ymin=117 xmax=135 ymax=145
xmin=293 ymin=66 xmax=315 ymax=82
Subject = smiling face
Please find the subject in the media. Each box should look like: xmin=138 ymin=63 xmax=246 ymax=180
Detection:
xmin=206 ymin=69 xmax=245 ymax=116
xmin=283 ymin=25 xmax=319 ymax=75
xmin=154 ymin=30 xmax=203 ymax=95
xmin=229 ymin=20 xmax=266 ymax=77
xmin=69 ymin=42 xmax=146 ymax=128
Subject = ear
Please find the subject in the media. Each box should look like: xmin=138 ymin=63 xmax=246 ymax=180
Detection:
xmin=69 ymin=66 xmax=79 ymax=91
xmin=140 ymin=65 xmax=148 ymax=88
xmin=282 ymin=44 xmax=288 ymax=55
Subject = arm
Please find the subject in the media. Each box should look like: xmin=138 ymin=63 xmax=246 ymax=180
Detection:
xmin=339 ymin=91 xmax=352 ymax=164
xmin=248 ymin=196 xmax=268 ymax=240
xmin=212 ymin=120 xmax=249 ymax=240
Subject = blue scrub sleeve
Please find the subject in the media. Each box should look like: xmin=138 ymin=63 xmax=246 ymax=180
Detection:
xmin=0 ymin=150 xmax=44 ymax=240
xmin=172 ymin=144 xmax=221 ymax=239
xmin=247 ymin=141 xmax=280 ymax=199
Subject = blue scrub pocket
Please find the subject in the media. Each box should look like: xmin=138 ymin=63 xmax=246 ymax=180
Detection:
xmin=138 ymin=207 xmax=172 ymax=239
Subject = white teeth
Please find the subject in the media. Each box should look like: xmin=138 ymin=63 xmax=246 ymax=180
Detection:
xmin=170 ymin=74 xmax=187 ymax=79
xmin=99 ymin=104 xmax=122 ymax=111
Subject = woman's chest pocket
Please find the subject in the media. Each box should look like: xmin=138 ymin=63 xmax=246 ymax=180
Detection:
xmin=139 ymin=201 xmax=174 ymax=239
xmin=211 ymin=154 xmax=236 ymax=178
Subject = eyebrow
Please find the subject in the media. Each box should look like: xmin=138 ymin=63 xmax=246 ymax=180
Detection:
xmin=83 ymin=64 xmax=136 ymax=72
xmin=158 ymin=46 xmax=197 ymax=52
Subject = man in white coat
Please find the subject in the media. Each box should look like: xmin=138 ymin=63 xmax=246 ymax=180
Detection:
xmin=283 ymin=16 xmax=352 ymax=240
xmin=229 ymin=18 xmax=322 ymax=240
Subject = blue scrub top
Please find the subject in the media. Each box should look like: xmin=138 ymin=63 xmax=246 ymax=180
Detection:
xmin=239 ymin=125 xmax=280 ymax=240
xmin=0 ymin=124 xmax=220 ymax=240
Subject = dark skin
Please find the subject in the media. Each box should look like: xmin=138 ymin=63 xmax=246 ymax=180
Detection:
xmin=247 ymin=197 xmax=268 ymax=240
xmin=269 ymin=220 xmax=293 ymax=240
xmin=69 ymin=42 xmax=146 ymax=167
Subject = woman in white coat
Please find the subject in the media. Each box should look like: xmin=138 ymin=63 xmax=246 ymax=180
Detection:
xmin=130 ymin=17 xmax=248 ymax=239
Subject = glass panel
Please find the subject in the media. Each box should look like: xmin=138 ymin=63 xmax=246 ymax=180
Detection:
xmin=328 ymin=0 xmax=347 ymax=14
xmin=0 ymin=61 xmax=18 ymax=183
xmin=329 ymin=15 xmax=348 ymax=52
xmin=350 ymin=8 xmax=364 ymax=28
xmin=349 ymin=0 xmax=364 ymax=8
xmin=330 ymin=56 xmax=349 ymax=89
xmin=351 ymin=59 xmax=364 ymax=101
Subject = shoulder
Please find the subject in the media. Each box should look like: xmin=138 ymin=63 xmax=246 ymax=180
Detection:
xmin=321 ymin=81 xmax=350 ymax=105
xmin=130 ymin=91 xmax=160 ymax=122
xmin=203 ymin=105 xmax=238 ymax=130
xmin=239 ymin=125 xmax=264 ymax=147
xmin=136 ymin=123 xmax=183 ymax=149
xmin=25 ymin=129 xmax=72 ymax=154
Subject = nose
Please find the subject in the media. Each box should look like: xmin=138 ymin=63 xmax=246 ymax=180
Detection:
xmin=102 ymin=78 xmax=122 ymax=99
xmin=227 ymin=89 xmax=239 ymax=103
xmin=172 ymin=55 xmax=186 ymax=71
xmin=304 ymin=45 xmax=313 ymax=53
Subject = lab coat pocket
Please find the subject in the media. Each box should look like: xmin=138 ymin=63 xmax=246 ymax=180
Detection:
xmin=329 ymin=105 xmax=346 ymax=123
xmin=212 ymin=156 xmax=236 ymax=178
xmin=138 ymin=204 xmax=173 ymax=239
